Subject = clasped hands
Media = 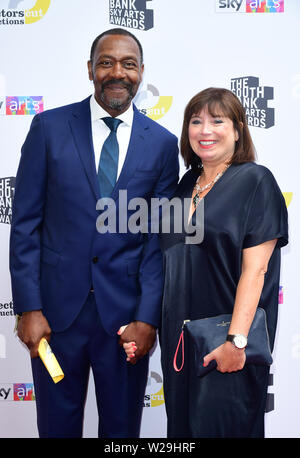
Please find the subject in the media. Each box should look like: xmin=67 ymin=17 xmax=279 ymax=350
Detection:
xmin=118 ymin=321 xmax=156 ymax=365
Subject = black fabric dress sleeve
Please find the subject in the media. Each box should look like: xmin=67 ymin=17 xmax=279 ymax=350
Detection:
xmin=243 ymin=169 xmax=288 ymax=249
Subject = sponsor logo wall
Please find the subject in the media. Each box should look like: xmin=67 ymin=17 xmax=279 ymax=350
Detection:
xmin=215 ymin=0 xmax=284 ymax=13
xmin=1 ymin=97 xmax=44 ymax=115
xmin=109 ymin=0 xmax=154 ymax=30
xmin=0 ymin=383 xmax=35 ymax=401
xmin=0 ymin=177 xmax=15 ymax=224
xmin=0 ymin=0 xmax=298 ymax=438
xmin=0 ymin=0 xmax=50 ymax=25
xmin=231 ymin=76 xmax=274 ymax=128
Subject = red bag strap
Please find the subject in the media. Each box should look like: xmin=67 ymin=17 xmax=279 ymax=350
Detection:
xmin=173 ymin=329 xmax=185 ymax=372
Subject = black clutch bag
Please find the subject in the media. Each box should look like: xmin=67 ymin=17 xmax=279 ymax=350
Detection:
xmin=173 ymin=307 xmax=273 ymax=377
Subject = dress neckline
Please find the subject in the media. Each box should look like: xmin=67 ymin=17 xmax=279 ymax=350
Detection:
xmin=186 ymin=163 xmax=234 ymax=224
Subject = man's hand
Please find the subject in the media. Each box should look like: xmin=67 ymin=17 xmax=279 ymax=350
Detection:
xmin=118 ymin=321 xmax=156 ymax=365
xmin=17 ymin=310 xmax=51 ymax=358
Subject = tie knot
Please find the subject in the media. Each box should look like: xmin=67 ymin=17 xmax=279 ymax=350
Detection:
xmin=102 ymin=117 xmax=122 ymax=132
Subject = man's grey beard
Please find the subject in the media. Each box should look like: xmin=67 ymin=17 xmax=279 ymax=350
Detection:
xmin=102 ymin=94 xmax=134 ymax=112
xmin=100 ymin=82 xmax=134 ymax=112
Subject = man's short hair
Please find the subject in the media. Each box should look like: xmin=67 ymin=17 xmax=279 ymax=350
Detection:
xmin=90 ymin=28 xmax=144 ymax=65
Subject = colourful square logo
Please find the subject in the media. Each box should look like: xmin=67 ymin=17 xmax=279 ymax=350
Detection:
xmin=246 ymin=0 xmax=284 ymax=13
xmin=13 ymin=383 xmax=35 ymax=401
xmin=6 ymin=96 xmax=43 ymax=115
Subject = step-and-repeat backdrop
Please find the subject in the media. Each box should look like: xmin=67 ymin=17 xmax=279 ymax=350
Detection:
xmin=0 ymin=0 xmax=298 ymax=438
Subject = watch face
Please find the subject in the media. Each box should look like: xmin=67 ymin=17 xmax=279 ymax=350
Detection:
xmin=233 ymin=335 xmax=247 ymax=349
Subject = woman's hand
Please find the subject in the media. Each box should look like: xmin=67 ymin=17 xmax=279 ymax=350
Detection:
xmin=203 ymin=239 xmax=277 ymax=374
xmin=203 ymin=342 xmax=246 ymax=373
xmin=117 ymin=325 xmax=137 ymax=362
xmin=118 ymin=321 xmax=156 ymax=364
xmin=123 ymin=341 xmax=137 ymax=361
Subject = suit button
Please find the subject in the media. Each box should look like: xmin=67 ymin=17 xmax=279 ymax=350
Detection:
xmin=92 ymin=256 xmax=99 ymax=264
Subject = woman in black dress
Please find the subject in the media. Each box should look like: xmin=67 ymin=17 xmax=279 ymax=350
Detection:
xmin=123 ymin=88 xmax=288 ymax=438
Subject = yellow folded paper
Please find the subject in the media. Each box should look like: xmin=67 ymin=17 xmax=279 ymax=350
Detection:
xmin=38 ymin=338 xmax=64 ymax=384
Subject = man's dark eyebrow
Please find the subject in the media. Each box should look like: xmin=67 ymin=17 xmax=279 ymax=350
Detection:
xmin=95 ymin=54 xmax=139 ymax=63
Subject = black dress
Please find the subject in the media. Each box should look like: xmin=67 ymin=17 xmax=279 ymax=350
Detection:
xmin=159 ymin=162 xmax=288 ymax=438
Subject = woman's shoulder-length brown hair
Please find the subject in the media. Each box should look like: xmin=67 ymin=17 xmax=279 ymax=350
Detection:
xmin=180 ymin=87 xmax=256 ymax=171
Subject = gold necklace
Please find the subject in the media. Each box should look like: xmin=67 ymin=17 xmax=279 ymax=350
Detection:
xmin=192 ymin=164 xmax=230 ymax=208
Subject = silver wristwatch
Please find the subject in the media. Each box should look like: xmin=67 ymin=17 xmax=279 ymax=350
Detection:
xmin=226 ymin=334 xmax=247 ymax=349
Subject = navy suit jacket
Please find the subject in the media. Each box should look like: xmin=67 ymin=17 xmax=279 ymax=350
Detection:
xmin=10 ymin=96 xmax=179 ymax=335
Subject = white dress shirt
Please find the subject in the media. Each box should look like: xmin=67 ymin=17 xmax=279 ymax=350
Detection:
xmin=90 ymin=94 xmax=134 ymax=179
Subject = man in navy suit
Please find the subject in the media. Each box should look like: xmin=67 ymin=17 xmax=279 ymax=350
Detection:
xmin=10 ymin=28 xmax=179 ymax=438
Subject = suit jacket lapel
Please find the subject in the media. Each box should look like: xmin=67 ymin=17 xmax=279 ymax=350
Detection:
xmin=68 ymin=97 xmax=100 ymax=200
xmin=69 ymin=100 xmax=148 ymax=202
xmin=111 ymin=106 xmax=148 ymax=201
